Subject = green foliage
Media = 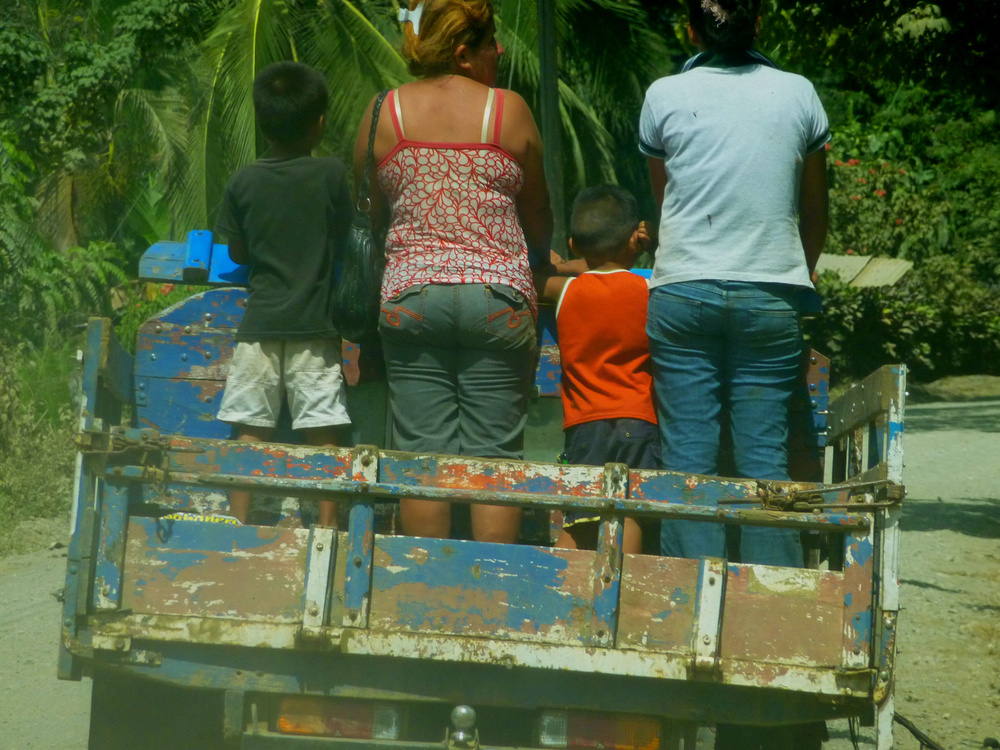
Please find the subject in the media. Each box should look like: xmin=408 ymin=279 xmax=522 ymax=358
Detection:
xmin=112 ymin=281 xmax=210 ymax=353
xmin=826 ymin=151 xmax=952 ymax=265
xmin=1 ymin=238 xmax=126 ymax=347
xmin=0 ymin=132 xmax=46 ymax=279
xmin=805 ymin=258 xmax=1000 ymax=384
xmin=2 ymin=131 xmax=126 ymax=348
xmin=0 ymin=341 xmax=77 ymax=551
xmin=0 ymin=0 xmax=213 ymax=172
xmin=825 ymin=84 xmax=1000 ymax=274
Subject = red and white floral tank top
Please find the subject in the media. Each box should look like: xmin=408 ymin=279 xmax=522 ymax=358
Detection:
xmin=376 ymin=87 xmax=537 ymax=316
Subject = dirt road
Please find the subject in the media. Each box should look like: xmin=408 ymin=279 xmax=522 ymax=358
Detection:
xmin=1 ymin=398 xmax=997 ymax=750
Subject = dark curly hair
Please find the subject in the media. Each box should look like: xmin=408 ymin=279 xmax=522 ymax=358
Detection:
xmin=686 ymin=0 xmax=762 ymax=52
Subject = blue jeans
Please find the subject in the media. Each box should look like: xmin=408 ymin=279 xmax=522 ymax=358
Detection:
xmin=379 ymin=283 xmax=537 ymax=459
xmin=647 ymin=281 xmax=804 ymax=566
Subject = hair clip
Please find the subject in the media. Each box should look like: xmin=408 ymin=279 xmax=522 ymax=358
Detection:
xmin=398 ymin=3 xmax=423 ymax=36
xmin=701 ymin=0 xmax=729 ymax=26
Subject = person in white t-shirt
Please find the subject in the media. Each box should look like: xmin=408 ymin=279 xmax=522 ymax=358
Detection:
xmin=638 ymin=0 xmax=830 ymax=567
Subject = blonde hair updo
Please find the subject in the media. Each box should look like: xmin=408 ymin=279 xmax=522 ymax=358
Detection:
xmin=400 ymin=0 xmax=496 ymax=78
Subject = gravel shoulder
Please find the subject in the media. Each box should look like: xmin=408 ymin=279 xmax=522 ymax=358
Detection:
xmin=1 ymin=395 xmax=997 ymax=750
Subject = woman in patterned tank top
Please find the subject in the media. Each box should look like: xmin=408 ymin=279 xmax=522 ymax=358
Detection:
xmin=353 ymin=0 xmax=553 ymax=543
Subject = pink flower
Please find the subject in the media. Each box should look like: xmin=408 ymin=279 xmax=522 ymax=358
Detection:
xmin=846 ymin=248 xmax=855 ymax=255
xmin=858 ymin=178 xmax=868 ymax=184
xmin=869 ymin=168 xmax=876 ymax=175
xmin=835 ymin=159 xmax=844 ymax=166
xmin=851 ymin=195 xmax=862 ymax=201
xmin=160 ymin=283 xmax=175 ymax=295
xmin=899 ymin=167 xmax=906 ymax=175
xmin=895 ymin=218 xmax=903 ymax=225
xmin=874 ymin=189 xmax=887 ymax=197
xmin=825 ymin=142 xmax=832 ymax=151
xmin=848 ymin=158 xmax=860 ymax=166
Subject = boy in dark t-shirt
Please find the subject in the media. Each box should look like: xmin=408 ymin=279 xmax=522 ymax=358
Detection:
xmin=214 ymin=61 xmax=353 ymax=526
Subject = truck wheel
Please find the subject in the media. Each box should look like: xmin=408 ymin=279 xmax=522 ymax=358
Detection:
xmin=88 ymin=668 xmax=224 ymax=750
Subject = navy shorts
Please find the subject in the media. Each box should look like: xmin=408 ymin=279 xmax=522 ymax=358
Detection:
xmin=563 ymin=418 xmax=659 ymax=527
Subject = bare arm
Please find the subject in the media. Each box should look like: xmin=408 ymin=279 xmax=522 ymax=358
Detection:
xmin=646 ymin=157 xmax=667 ymax=251
xmin=501 ymin=91 xmax=553 ymax=263
xmin=798 ymin=149 xmax=828 ymax=275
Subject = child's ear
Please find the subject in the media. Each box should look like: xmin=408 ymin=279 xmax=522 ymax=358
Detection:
xmin=568 ymin=238 xmax=581 ymax=259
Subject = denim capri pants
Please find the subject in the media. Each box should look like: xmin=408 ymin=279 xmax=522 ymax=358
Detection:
xmin=379 ymin=283 xmax=537 ymax=460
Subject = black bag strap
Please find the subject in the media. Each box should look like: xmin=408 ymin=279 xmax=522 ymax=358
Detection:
xmin=357 ymin=89 xmax=389 ymax=213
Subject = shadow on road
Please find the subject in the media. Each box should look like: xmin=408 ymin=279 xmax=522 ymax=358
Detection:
xmin=906 ymin=401 xmax=1000 ymax=433
xmin=902 ymin=497 xmax=1000 ymax=538
xmin=898 ymin=578 xmax=960 ymax=593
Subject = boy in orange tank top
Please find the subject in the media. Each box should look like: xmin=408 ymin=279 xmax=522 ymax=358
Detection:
xmin=542 ymin=185 xmax=658 ymax=553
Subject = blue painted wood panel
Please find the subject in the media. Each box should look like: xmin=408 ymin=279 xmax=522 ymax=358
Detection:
xmin=370 ymin=536 xmax=595 ymax=643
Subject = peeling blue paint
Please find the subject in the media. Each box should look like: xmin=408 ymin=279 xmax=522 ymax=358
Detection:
xmin=652 ymin=587 xmax=692 ymax=619
xmin=373 ymin=538 xmax=587 ymax=633
xmin=846 ymin=534 xmax=874 ymax=567
xmin=852 ymin=610 xmax=872 ymax=647
xmin=136 ymin=516 xmax=283 ymax=553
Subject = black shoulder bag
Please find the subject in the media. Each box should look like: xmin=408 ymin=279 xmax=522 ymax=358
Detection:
xmin=334 ymin=89 xmax=389 ymax=344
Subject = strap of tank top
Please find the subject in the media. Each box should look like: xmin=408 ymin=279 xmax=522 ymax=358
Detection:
xmin=491 ymin=89 xmax=505 ymax=145
xmin=388 ymin=89 xmax=405 ymax=140
xmin=479 ymin=88 xmax=496 ymax=143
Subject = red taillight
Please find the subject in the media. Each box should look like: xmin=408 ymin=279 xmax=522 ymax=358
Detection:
xmin=538 ymin=710 xmax=660 ymax=750
xmin=276 ymin=697 xmax=401 ymax=739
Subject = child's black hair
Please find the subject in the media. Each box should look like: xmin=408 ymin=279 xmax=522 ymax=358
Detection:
xmin=253 ymin=62 xmax=329 ymax=146
xmin=569 ymin=184 xmax=640 ymax=259
xmin=686 ymin=0 xmax=761 ymax=52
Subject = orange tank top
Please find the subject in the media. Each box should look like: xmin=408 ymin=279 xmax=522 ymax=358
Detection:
xmin=556 ymin=270 xmax=657 ymax=429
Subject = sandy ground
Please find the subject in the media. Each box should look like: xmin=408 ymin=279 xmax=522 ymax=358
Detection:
xmin=0 ymin=396 xmax=997 ymax=750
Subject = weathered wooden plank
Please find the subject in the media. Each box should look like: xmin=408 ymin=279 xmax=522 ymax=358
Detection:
xmin=163 ymin=436 xmax=353 ymax=482
xmin=380 ymin=451 xmax=604 ymax=497
xmin=92 ymin=481 xmax=130 ymax=611
xmin=815 ymin=254 xmax=871 ymax=284
xmin=841 ymin=528 xmax=875 ymax=667
xmin=617 ymin=554 xmax=699 ymax=654
xmin=343 ymin=447 xmax=378 ymax=628
xmin=850 ymin=257 xmax=913 ymax=288
xmin=590 ymin=464 xmax=628 ymax=647
xmin=720 ymin=565 xmax=845 ymax=668
xmin=140 ymin=287 xmax=246 ymax=330
xmin=827 ymin=365 xmax=905 ymax=440
xmin=369 ymin=538 xmax=595 ymax=645
xmin=535 ymin=306 xmax=561 ymax=398
xmin=135 ymin=330 xmax=235 ymax=380
xmin=122 ymin=518 xmax=309 ymax=621
xmin=95 ymin=317 xmax=135 ymax=406
xmin=136 ymin=377 xmax=230 ymax=438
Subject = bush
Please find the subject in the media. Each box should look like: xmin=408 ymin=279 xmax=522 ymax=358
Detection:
xmin=805 ymin=258 xmax=1000 ymax=384
xmin=814 ymin=83 xmax=1000 ymax=382
xmin=0 ymin=341 xmax=77 ymax=554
